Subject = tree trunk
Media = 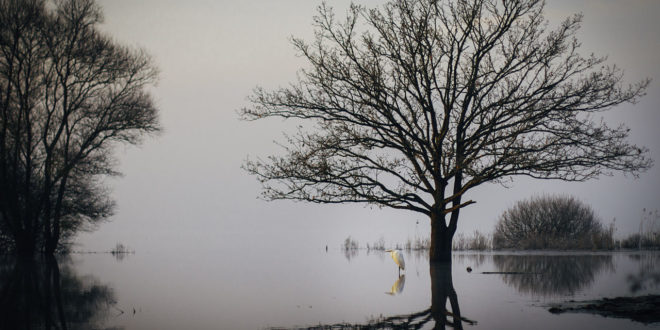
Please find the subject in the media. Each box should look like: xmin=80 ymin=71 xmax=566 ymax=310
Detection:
xmin=430 ymin=211 xmax=454 ymax=263
xmin=45 ymin=174 xmax=68 ymax=255
xmin=14 ymin=231 xmax=36 ymax=258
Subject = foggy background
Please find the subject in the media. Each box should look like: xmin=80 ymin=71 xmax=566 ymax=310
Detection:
xmin=76 ymin=0 xmax=660 ymax=254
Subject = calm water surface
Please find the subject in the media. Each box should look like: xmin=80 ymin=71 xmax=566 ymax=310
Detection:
xmin=1 ymin=249 xmax=659 ymax=329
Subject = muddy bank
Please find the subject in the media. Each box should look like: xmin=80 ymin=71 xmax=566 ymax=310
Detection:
xmin=548 ymin=295 xmax=660 ymax=324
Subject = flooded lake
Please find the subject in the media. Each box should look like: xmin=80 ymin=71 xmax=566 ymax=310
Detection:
xmin=1 ymin=249 xmax=658 ymax=329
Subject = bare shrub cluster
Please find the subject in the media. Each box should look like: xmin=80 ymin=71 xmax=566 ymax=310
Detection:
xmin=366 ymin=237 xmax=386 ymax=251
xmin=619 ymin=209 xmax=660 ymax=250
xmin=405 ymin=237 xmax=431 ymax=251
xmin=342 ymin=236 xmax=359 ymax=251
xmin=453 ymin=231 xmax=492 ymax=251
xmin=493 ymin=195 xmax=614 ymax=250
xmin=349 ymin=236 xmax=431 ymax=252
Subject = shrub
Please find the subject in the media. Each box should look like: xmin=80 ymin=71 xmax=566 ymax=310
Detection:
xmin=618 ymin=209 xmax=660 ymax=249
xmin=453 ymin=231 xmax=492 ymax=250
xmin=343 ymin=236 xmax=359 ymax=251
xmin=110 ymin=243 xmax=129 ymax=254
xmin=367 ymin=237 xmax=386 ymax=251
xmin=402 ymin=236 xmax=430 ymax=251
xmin=493 ymin=195 xmax=612 ymax=250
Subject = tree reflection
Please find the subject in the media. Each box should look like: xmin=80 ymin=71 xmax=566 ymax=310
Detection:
xmin=493 ymin=254 xmax=614 ymax=296
xmin=273 ymin=263 xmax=475 ymax=329
xmin=627 ymin=252 xmax=660 ymax=293
xmin=0 ymin=256 xmax=119 ymax=330
xmin=343 ymin=248 xmax=358 ymax=261
xmin=429 ymin=262 xmax=476 ymax=329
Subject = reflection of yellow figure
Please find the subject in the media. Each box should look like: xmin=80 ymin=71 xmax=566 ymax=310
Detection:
xmin=386 ymin=274 xmax=406 ymax=295
xmin=385 ymin=249 xmax=405 ymax=275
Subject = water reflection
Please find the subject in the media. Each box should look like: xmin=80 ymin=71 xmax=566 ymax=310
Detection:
xmin=343 ymin=248 xmax=358 ymax=261
xmin=111 ymin=251 xmax=130 ymax=262
xmin=0 ymin=256 xmax=119 ymax=330
xmin=385 ymin=274 xmax=405 ymax=295
xmin=627 ymin=252 xmax=660 ymax=293
xmin=454 ymin=253 xmax=487 ymax=269
xmin=493 ymin=254 xmax=614 ymax=296
xmin=275 ymin=263 xmax=474 ymax=329
xmin=430 ymin=263 xmax=476 ymax=329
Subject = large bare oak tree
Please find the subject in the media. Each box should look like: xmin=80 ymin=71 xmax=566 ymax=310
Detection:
xmin=0 ymin=0 xmax=160 ymax=256
xmin=241 ymin=0 xmax=651 ymax=262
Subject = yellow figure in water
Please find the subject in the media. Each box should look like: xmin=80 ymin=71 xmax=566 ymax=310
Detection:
xmin=385 ymin=249 xmax=405 ymax=275
xmin=386 ymin=275 xmax=406 ymax=295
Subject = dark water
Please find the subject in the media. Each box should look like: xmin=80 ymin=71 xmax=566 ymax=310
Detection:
xmin=1 ymin=250 xmax=658 ymax=329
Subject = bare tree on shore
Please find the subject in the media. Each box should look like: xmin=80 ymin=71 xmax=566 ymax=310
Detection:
xmin=0 ymin=0 xmax=160 ymax=256
xmin=242 ymin=0 xmax=651 ymax=262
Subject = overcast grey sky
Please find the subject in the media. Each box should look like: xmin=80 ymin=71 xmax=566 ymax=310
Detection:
xmin=77 ymin=0 xmax=660 ymax=253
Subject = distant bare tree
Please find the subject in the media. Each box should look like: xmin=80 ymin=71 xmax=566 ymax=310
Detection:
xmin=493 ymin=195 xmax=609 ymax=249
xmin=241 ymin=0 xmax=651 ymax=262
xmin=0 ymin=0 xmax=160 ymax=256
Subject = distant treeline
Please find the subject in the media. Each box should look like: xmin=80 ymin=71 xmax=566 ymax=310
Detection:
xmin=342 ymin=195 xmax=660 ymax=252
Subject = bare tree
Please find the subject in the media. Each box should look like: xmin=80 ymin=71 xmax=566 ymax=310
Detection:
xmin=241 ymin=0 xmax=651 ymax=262
xmin=0 ymin=0 xmax=160 ymax=256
